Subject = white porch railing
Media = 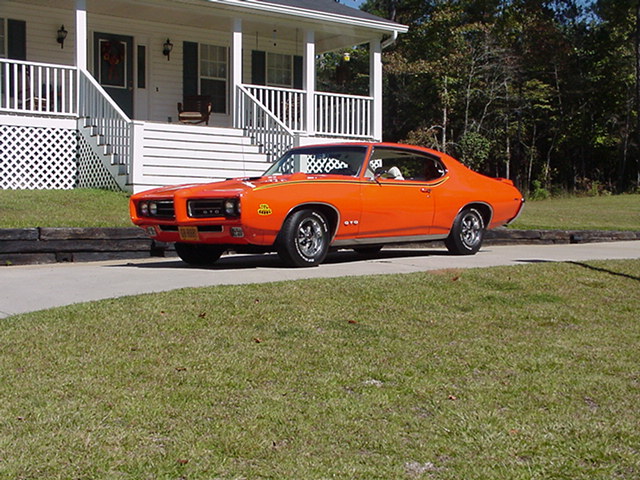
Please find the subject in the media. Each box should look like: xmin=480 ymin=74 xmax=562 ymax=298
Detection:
xmin=0 ymin=59 xmax=77 ymax=115
xmin=235 ymin=85 xmax=296 ymax=161
xmin=242 ymin=84 xmax=305 ymax=132
xmin=78 ymin=69 xmax=132 ymax=174
xmin=315 ymin=91 xmax=373 ymax=138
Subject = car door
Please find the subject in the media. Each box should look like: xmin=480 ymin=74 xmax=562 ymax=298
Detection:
xmin=357 ymin=147 xmax=442 ymax=241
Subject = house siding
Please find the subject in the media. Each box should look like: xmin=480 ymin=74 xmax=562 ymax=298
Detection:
xmin=1 ymin=3 xmax=75 ymax=65
xmin=2 ymin=1 xmax=300 ymax=125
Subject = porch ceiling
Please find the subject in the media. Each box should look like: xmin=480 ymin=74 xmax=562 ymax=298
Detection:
xmin=18 ymin=0 xmax=392 ymax=53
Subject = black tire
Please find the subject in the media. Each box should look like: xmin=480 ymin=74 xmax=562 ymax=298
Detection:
xmin=353 ymin=245 xmax=383 ymax=257
xmin=276 ymin=209 xmax=330 ymax=267
xmin=445 ymin=208 xmax=485 ymax=255
xmin=175 ymin=242 xmax=225 ymax=265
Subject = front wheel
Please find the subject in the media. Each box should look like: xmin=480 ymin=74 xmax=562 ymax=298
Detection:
xmin=175 ymin=242 xmax=225 ymax=265
xmin=276 ymin=209 xmax=330 ymax=267
xmin=445 ymin=208 xmax=485 ymax=255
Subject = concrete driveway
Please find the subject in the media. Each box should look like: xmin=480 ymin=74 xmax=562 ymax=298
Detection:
xmin=1 ymin=240 xmax=639 ymax=319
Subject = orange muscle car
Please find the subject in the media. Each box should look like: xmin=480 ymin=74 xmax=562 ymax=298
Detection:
xmin=130 ymin=143 xmax=524 ymax=267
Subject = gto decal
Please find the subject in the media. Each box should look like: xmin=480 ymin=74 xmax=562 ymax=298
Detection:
xmin=258 ymin=203 xmax=273 ymax=216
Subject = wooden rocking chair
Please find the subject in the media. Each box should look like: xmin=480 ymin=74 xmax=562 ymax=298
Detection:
xmin=177 ymin=95 xmax=212 ymax=125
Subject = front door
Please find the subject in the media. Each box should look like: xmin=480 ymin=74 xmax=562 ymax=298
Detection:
xmin=94 ymin=32 xmax=134 ymax=118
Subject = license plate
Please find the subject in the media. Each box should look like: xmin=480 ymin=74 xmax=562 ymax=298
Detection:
xmin=178 ymin=226 xmax=199 ymax=241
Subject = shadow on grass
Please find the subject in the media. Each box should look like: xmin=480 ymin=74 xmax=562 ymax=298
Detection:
xmin=518 ymin=259 xmax=640 ymax=282
xmin=568 ymin=261 xmax=640 ymax=282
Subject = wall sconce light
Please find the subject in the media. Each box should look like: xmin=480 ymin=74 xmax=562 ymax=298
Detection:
xmin=57 ymin=25 xmax=68 ymax=49
xmin=342 ymin=52 xmax=351 ymax=62
xmin=162 ymin=38 xmax=173 ymax=61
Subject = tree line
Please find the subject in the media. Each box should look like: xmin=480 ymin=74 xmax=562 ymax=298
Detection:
xmin=332 ymin=0 xmax=640 ymax=196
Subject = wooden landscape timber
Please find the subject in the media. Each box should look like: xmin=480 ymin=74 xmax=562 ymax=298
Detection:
xmin=1 ymin=228 xmax=639 ymax=266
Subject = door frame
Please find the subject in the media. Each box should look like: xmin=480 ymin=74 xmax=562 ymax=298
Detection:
xmin=93 ymin=31 xmax=134 ymax=118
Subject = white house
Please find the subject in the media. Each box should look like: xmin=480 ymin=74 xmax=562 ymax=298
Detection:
xmin=0 ymin=0 xmax=407 ymax=192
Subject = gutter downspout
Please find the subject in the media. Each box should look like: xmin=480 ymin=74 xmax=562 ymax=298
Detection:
xmin=381 ymin=30 xmax=398 ymax=50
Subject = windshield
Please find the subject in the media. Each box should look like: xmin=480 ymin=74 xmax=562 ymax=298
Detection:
xmin=263 ymin=146 xmax=368 ymax=177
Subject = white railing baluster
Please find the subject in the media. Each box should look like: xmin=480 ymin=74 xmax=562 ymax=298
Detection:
xmin=314 ymin=91 xmax=374 ymax=138
xmin=78 ymin=69 xmax=131 ymax=174
xmin=235 ymin=84 xmax=295 ymax=161
xmin=0 ymin=59 xmax=77 ymax=116
xmin=243 ymin=84 xmax=305 ymax=133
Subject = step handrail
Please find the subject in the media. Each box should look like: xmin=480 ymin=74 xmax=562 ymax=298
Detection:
xmin=235 ymin=84 xmax=295 ymax=161
xmin=78 ymin=68 xmax=132 ymax=173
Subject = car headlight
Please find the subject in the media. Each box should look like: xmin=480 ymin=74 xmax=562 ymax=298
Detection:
xmin=149 ymin=202 xmax=158 ymax=216
xmin=224 ymin=198 xmax=241 ymax=217
xmin=139 ymin=202 xmax=149 ymax=216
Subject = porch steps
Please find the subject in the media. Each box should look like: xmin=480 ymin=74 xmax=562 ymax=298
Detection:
xmin=77 ymin=118 xmax=129 ymax=190
xmin=137 ymin=123 xmax=271 ymax=191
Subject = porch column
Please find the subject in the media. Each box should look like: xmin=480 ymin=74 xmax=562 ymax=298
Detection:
xmin=370 ymin=38 xmax=382 ymax=141
xmin=75 ymin=0 xmax=87 ymax=70
xmin=304 ymin=30 xmax=315 ymax=135
xmin=231 ymin=18 xmax=242 ymax=125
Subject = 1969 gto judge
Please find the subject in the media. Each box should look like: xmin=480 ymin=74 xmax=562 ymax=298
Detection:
xmin=130 ymin=143 xmax=524 ymax=267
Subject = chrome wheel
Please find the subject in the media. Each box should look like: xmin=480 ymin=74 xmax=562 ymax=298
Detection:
xmin=460 ymin=210 xmax=483 ymax=249
xmin=295 ymin=216 xmax=325 ymax=259
xmin=445 ymin=207 xmax=485 ymax=255
xmin=277 ymin=209 xmax=330 ymax=267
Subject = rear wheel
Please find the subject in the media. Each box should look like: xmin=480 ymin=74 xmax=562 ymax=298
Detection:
xmin=445 ymin=208 xmax=484 ymax=255
xmin=277 ymin=209 xmax=330 ymax=267
xmin=175 ymin=242 xmax=225 ymax=265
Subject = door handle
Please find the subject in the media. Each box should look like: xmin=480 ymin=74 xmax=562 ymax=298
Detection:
xmin=420 ymin=187 xmax=431 ymax=194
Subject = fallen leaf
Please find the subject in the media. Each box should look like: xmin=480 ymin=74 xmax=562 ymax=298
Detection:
xmin=177 ymin=459 xmax=189 ymax=465
xmin=254 ymin=337 xmax=262 ymax=343
xmin=451 ymin=276 xmax=460 ymax=282
xmin=348 ymin=320 xmax=359 ymax=324
xmin=448 ymin=395 xmax=457 ymax=401
xmin=198 ymin=312 xmax=206 ymax=318
xmin=175 ymin=367 xmax=187 ymax=372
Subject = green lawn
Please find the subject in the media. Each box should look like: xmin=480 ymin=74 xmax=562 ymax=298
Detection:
xmin=1 ymin=260 xmax=639 ymax=479
xmin=0 ymin=189 xmax=131 ymax=228
xmin=0 ymin=189 xmax=638 ymax=231
xmin=510 ymin=193 xmax=640 ymax=231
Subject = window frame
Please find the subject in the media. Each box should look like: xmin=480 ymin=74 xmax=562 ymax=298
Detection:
xmin=266 ymin=52 xmax=293 ymax=88
xmin=366 ymin=147 xmax=447 ymax=181
xmin=0 ymin=18 xmax=6 ymax=58
xmin=199 ymin=43 xmax=229 ymax=115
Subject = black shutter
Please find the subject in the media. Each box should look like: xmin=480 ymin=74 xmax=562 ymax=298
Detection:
xmin=251 ymin=50 xmax=266 ymax=85
xmin=293 ymin=55 xmax=303 ymax=89
xmin=183 ymin=41 xmax=198 ymax=96
xmin=7 ymin=19 xmax=27 ymax=60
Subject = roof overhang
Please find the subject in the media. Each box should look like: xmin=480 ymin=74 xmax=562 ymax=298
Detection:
xmin=200 ymin=0 xmax=409 ymax=35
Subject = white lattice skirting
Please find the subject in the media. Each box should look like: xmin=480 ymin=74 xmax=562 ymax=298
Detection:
xmin=0 ymin=125 xmax=119 ymax=190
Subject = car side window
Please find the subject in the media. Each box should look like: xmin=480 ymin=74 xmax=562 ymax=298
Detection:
xmin=366 ymin=148 xmax=446 ymax=181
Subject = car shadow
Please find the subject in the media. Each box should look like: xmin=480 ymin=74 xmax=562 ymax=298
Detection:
xmin=119 ymin=247 xmax=451 ymax=271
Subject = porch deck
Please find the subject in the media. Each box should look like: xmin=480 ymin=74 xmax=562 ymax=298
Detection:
xmin=1 ymin=58 xmax=374 ymax=192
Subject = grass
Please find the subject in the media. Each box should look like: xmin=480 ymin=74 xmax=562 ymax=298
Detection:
xmin=0 ymin=189 xmax=131 ymax=228
xmin=1 ymin=189 xmax=639 ymax=231
xmin=510 ymin=193 xmax=640 ymax=231
xmin=1 ymin=260 xmax=639 ymax=479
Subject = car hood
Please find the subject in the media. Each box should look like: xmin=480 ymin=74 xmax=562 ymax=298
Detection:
xmin=140 ymin=173 xmax=313 ymax=198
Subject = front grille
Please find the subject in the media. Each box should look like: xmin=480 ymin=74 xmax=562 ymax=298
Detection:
xmin=154 ymin=200 xmax=175 ymax=218
xmin=188 ymin=199 xmax=225 ymax=218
